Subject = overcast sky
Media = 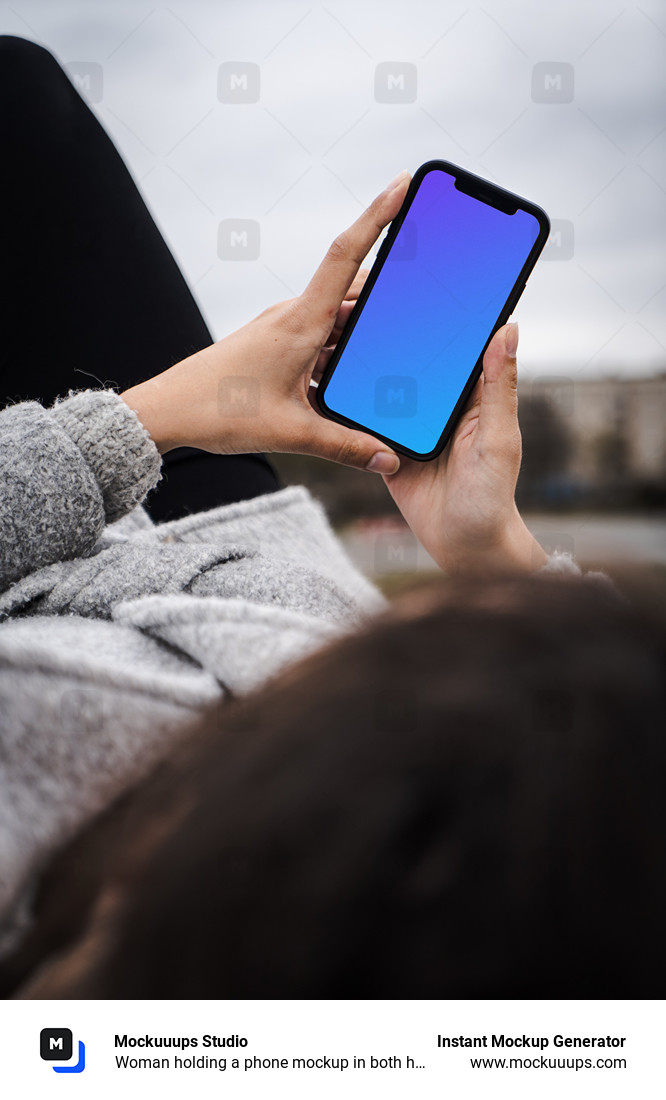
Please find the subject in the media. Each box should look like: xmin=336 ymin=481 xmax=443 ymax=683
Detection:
xmin=1 ymin=0 xmax=664 ymax=377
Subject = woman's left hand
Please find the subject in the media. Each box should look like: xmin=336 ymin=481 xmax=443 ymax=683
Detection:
xmin=121 ymin=172 xmax=411 ymax=475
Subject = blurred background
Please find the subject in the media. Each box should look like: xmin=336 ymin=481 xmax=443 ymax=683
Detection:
xmin=1 ymin=0 xmax=664 ymax=589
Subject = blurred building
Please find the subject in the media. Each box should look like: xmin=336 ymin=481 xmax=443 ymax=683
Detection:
xmin=274 ymin=372 xmax=666 ymax=522
xmin=518 ymin=373 xmax=666 ymax=505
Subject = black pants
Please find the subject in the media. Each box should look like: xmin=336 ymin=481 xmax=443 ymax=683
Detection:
xmin=0 ymin=36 xmax=279 ymax=522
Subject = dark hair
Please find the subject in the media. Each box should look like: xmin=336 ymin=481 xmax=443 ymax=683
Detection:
xmin=13 ymin=576 xmax=666 ymax=998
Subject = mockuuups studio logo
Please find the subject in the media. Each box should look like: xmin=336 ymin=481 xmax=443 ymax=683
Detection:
xmin=374 ymin=530 xmax=418 ymax=575
xmin=375 ymin=375 xmax=418 ymax=418
xmin=374 ymin=62 xmax=417 ymax=103
xmin=388 ymin=218 xmax=418 ymax=262
xmin=218 ymin=62 xmax=260 ymax=103
xmin=534 ymin=376 xmax=575 ymax=418
xmin=65 ymin=62 xmax=103 ymax=103
xmin=40 ymin=1028 xmax=86 ymax=1074
xmin=218 ymin=376 xmax=261 ymax=418
xmin=531 ymin=62 xmax=574 ymax=103
xmin=218 ymin=219 xmax=260 ymax=260
xmin=543 ymin=219 xmax=574 ymax=261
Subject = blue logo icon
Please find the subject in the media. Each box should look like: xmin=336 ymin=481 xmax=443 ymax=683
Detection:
xmin=40 ymin=1028 xmax=86 ymax=1073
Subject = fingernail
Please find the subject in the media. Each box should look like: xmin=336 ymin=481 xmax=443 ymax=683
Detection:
xmin=505 ymin=322 xmax=519 ymax=357
xmin=384 ymin=170 xmax=410 ymax=193
xmin=366 ymin=451 xmax=400 ymax=474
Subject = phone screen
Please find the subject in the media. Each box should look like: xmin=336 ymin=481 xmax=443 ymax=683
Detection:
xmin=319 ymin=165 xmax=545 ymax=457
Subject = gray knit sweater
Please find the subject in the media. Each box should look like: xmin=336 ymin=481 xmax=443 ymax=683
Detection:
xmin=0 ymin=390 xmax=582 ymax=957
xmin=0 ymin=390 xmax=387 ymax=954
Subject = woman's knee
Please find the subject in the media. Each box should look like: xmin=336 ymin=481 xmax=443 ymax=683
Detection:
xmin=0 ymin=35 xmax=62 ymax=83
xmin=0 ymin=35 xmax=86 ymax=121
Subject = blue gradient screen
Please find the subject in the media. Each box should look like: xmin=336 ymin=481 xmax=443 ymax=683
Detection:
xmin=322 ymin=169 xmax=541 ymax=455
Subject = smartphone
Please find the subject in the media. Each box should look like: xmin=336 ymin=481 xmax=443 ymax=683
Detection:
xmin=316 ymin=160 xmax=550 ymax=460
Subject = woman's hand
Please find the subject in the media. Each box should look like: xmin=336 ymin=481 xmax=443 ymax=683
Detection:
xmin=383 ymin=323 xmax=547 ymax=576
xmin=121 ymin=171 xmax=411 ymax=475
xmin=122 ymin=172 xmax=546 ymax=576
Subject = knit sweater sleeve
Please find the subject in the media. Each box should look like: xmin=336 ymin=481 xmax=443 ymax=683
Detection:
xmin=0 ymin=391 xmax=161 ymax=591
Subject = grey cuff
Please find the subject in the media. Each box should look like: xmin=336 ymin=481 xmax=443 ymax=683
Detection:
xmin=538 ymin=550 xmax=582 ymax=577
xmin=51 ymin=390 xmax=162 ymax=524
xmin=538 ymin=550 xmax=614 ymax=592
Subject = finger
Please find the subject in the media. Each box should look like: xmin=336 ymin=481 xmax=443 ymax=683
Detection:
xmin=300 ymin=171 xmax=411 ymax=328
xmin=476 ymin=323 xmax=519 ymax=443
xmin=462 ymin=374 xmax=483 ymax=414
xmin=297 ymin=416 xmax=400 ymax=474
xmin=314 ymin=297 xmax=362 ymax=379
xmin=325 ymin=299 xmax=356 ymax=346
xmin=311 ymin=348 xmax=332 ymax=383
xmin=344 ymin=267 xmax=370 ymax=301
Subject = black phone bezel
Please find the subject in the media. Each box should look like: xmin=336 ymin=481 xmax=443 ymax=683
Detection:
xmin=315 ymin=159 xmax=551 ymax=461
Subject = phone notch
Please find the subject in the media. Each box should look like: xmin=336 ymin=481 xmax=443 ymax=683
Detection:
xmin=453 ymin=171 xmax=518 ymax=216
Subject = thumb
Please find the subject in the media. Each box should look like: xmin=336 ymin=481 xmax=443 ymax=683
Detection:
xmin=300 ymin=171 xmax=411 ymax=331
xmin=299 ymin=419 xmax=400 ymax=474
xmin=477 ymin=323 xmax=520 ymax=443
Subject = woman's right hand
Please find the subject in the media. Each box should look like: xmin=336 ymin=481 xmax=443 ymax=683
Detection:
xmin=381 ymin=323 xmax=547 ymax=576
